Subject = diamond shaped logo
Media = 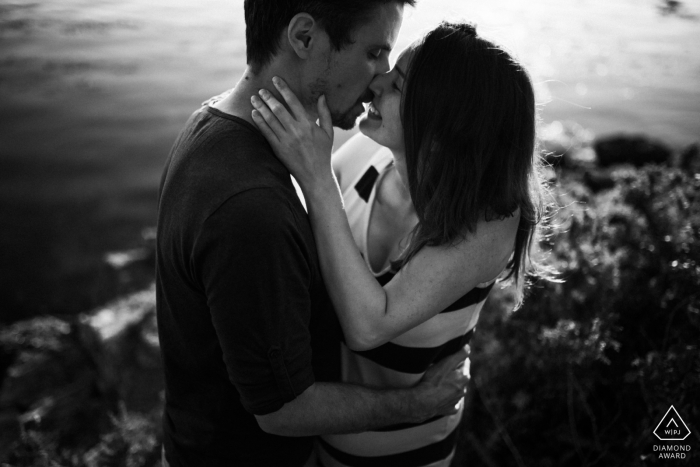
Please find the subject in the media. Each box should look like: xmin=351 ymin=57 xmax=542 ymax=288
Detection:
xmin=654 ymin=406 xmax=691 ymax=441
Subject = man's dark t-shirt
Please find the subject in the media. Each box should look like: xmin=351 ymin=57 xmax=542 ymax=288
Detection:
xmin=156 ymin=106 xmax=339 ymax=466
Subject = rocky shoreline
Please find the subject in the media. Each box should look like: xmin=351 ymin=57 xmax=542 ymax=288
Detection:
xmin=1 ymin=251 xmax=162 ymax=465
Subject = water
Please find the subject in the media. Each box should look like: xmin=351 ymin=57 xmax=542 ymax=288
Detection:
xmin=1 ymin=0 xmax=698 ymax=321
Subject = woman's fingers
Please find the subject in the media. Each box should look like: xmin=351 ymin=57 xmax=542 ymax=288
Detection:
xmin=317 ymin=95 xmax=333 ymax=139
xmin=251 ymin=94 xmax=285 ymax=138
xmin=251 ymin=109 xmax=280 ymax=145
xmin=272 ymin=76 xmax=306 ymax=120
xmin=256 ymin=90 xmax=297 ymax=131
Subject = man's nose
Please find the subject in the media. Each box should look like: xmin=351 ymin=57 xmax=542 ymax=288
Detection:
xmin=376 ymin=54 xmax=391 ymax=75
xmin=368 ymin=78 xmax=381 ymax=98
xmin=368 ymin=72 xmax=390 ymax=96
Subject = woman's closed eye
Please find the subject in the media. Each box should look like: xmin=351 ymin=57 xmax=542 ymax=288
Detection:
xmin=392 ymin=73 xmax=403 ymax=92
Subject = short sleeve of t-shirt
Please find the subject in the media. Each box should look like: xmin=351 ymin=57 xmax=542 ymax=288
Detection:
xmin=195 ymin=187 xmax=315 ymax=415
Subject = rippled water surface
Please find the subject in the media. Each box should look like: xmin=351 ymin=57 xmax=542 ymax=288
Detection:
xmin=1 ymin=0 xmax=698 ymax=320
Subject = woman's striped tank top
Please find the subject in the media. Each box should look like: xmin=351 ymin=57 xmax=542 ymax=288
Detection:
xmin=317 ymin=135 xmax=496 ymax=467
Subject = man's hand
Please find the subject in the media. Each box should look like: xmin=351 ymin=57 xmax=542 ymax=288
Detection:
xmin=255 ymin=346 xmax=471 ymax=436
xmin=411 ymin=345 xmax=471 ymax=423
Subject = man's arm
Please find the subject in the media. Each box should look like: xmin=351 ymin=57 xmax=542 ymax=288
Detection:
xmin=198 ymin=188 xmax=468 ymax=434
xmin=256 ymin=346 xmax=469 ymax=436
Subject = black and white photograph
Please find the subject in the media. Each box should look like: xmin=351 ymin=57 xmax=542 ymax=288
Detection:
xmin=1 ymin=1 xmax=698 ymax=465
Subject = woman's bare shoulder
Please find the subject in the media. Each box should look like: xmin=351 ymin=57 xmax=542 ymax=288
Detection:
xmin=447 ymin=210 xmax=521 ymax=283
xmin=380 ymin=210 xmax=520 ymax=340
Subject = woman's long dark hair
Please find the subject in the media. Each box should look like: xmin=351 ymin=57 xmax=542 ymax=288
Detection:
xmin=398 ymin=22 xmax=551 ymax=305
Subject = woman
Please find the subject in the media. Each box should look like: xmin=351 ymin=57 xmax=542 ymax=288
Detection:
xmin=252 ymin=22 xmax=550 ymax=467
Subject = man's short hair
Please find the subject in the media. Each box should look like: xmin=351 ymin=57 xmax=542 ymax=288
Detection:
xmin=244 ymin=0 xmax=415 ymax=74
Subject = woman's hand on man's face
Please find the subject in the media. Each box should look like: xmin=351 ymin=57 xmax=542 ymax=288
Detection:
xmin=251 ymin=76 xmax=334 ymax=189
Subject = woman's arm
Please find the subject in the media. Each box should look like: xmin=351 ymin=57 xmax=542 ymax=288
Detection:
xmin=305 ymin=174 xmax=516 ymax=349
xmin=251 ymin=78 xmax=516 ymax=350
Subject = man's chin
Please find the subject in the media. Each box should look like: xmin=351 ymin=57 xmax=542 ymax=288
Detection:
xmin=331 ymin=104 xmax=365 ymax=130
xmin=332 ymin=116 xmax=358 ymax=131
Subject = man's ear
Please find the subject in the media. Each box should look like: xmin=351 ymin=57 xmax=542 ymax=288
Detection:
xmin=286 ymin=13 xmax=323 ymax=60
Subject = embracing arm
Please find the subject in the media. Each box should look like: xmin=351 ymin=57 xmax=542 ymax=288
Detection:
xmin=304 ymin=178 xmax=516 ymax=349
xmin=201 ymin=189 xmax=469 ymax=437
xmin=256 ymin=346 xmax=469 ymax=436
xmin=251 ymin=78 xmax=516 ymax=350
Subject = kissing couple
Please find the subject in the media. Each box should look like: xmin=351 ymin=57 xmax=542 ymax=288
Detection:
xmin=156 ymin=1 xmax=549 ymax=466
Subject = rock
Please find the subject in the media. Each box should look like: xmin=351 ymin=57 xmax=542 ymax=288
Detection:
xmin=657 ymin=0 xmax=697 ymax=19
xmin=101 ymin=228 xmax=157 ymax=304
xmin=0 ymin=317 xmax=95 ymax=411
xmin=0 ymin=284 xmax=162 ymax=461
xmin=679 ymin=143 xmax=700 ymax=175
xmin=82 ymin=284 xmax=162 ymax=413
xmin=583 ymin=169 xmax=616 ymax=193
xmin=0 ymin=409 xmax=20 ymax=458
xmin=0 ymin=316 xmax=113 ymax=455
xmin=593 ymin=134 xmax=672 ymax=167
xmin=82 ymin=407 xmax=161 ymax=467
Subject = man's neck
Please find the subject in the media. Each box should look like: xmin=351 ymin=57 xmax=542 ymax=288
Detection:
xmin=210 ymin=65 xmax=317 ymax=126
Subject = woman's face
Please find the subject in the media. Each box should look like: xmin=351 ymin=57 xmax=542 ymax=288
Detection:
xmin=359 ymin=45 xmax=415 ymax=156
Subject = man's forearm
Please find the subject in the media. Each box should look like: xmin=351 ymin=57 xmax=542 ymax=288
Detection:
xmin=255 ymin=381 xmax=428 ymax=437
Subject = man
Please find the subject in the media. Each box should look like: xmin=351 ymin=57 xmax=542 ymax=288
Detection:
xmin=156 ymin=1 xmax=469 ymax=465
